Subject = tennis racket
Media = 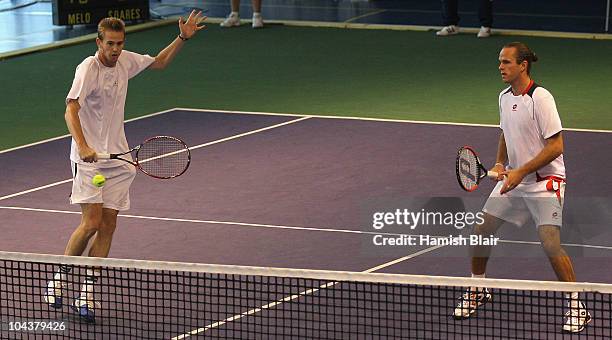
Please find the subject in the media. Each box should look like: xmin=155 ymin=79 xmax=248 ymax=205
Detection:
xmin=98 ymin=136 xmax=191 ymax=179
xmin=456 ymin=146 xmax=498 ymax=192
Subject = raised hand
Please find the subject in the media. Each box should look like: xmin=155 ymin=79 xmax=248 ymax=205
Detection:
xmin=179 ymin=10 xmax=207 ymax=39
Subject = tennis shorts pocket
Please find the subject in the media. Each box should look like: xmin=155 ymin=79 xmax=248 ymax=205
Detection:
xmin=545 ymin=178 xmax=565 ymax=207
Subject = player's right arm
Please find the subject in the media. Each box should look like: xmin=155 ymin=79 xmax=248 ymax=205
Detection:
xmin=65 ymin=99 xmax=97 ymax=162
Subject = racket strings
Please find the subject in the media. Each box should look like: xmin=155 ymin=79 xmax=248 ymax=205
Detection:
xmin=458 ymin=148 xmax=479 ymax=190
xmin=137 ymin=137 xmax=190 ymax=179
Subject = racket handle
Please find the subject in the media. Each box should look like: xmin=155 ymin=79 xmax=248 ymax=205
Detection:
xmin=487 ymin=171 xmax=499 ymax=179
xmin=97 ymin=153 xmax=111 ymax=160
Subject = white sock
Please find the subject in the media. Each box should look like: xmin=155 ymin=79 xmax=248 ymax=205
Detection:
xmin=80 ymin=269 xmax=100 ymax=301
xmin=253 ymin=12 xmax=261 ymax=17
xmin=230 ymin=11 xmax=239 ymax=17
xmin=53 ymin=264 xmax=72 ymax=283
xmin=470 ymin=273 xmax=485 ymax=292
xmin=53 ymin=272 xmax=65 ymax=282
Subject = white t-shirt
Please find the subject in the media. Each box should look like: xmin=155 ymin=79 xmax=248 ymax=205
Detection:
xmin=66 ymin=50 xmax=155 ymax=167
xmin=498 ymin=82 xmax=565 ymax=183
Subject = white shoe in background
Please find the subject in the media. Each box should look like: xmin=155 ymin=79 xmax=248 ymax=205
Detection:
xmin=252 ymin=13 xmax=264 ymax=29
xmin=436 ymin=25 xmax=459 ymax=36
xmin=477 ymin=26 xmax=491 ymax=38
xmin=220 ymin=13 xmax=241 ymax=28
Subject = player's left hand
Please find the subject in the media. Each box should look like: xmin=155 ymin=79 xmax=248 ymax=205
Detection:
xmin=179 ymin=10 xmax=207 ymax=39
xmin=499 ymin=169 xmax=526 ymax=194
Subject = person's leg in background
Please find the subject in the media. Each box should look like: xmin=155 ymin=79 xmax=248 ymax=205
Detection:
xmin=477 ymin=0 xmax=493 ymax=38
xmin=221 ymin=0 xmax=242 ymax=28
xmin=437 ymin=0 xmax=460 ymax=36
xmin=221 ymin=0 xmax=264 ymax=28
xmin=251 ymin=0 xmax=264 ymax=28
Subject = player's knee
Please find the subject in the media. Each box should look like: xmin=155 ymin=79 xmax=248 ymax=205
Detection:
xmin=98 ymin=221 xmax=117 ymax=236
xmin=79 ymin=219 xmax=102 ymax=235
xmin=538 ymin=225 xmax=562 ymax=256
xmin=473 ymin=223 xmax=493 ymax=238
xmin=80 ymin=204 xmax=103 ymax=232
xmin=472 ymin=213 xmax=501 ymax=237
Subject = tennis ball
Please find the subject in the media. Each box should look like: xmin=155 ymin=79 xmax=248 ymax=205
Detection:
xmin=92 ymin=174 xmax=106 ymax=187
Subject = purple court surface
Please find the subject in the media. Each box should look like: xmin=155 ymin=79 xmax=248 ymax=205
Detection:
xmin=2 ymin=108 xmax=612 ymax=278
xmin=1 ymin=109 xmax=611 ymax=338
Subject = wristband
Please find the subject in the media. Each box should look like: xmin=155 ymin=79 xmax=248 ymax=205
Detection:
xmin=178 ymin=34 xmax=189 ymax=41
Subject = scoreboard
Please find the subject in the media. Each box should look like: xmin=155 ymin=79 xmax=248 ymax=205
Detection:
xmin=52 ymin=0 xmax=149 ymax=26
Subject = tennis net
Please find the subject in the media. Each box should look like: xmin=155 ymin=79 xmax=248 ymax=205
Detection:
xmin=1 ymin=250 xmax=611 ymax=339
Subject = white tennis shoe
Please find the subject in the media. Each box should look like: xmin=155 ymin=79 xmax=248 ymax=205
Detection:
xmin=252 ymin=13 xmax=264 ymax=29
xmin=453 ymin=288 xmax=492 ymax=319
xmin=220 ymin=13 xmax=241 ymax=28
xmin=477 ymin=26 xmax=491 ymax=38
xmin=72 ymin=294 xmax=101 ymax=324
xmin=436 ymin=25 xmax=459 ymax=36
xmin=563 ymin=302 xmax=591 ymax=333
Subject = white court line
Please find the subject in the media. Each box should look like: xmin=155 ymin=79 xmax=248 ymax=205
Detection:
xmin=171 ymin=245 xmax=445 ymax=339
xmin=137 ymin=116 xmax=310 ymax=163
xmin=178 ymin=107 xmax=501 ymax=128
xmin=499 ymin=239 xmax=612 ymax=251
xmin=175 ymin=107 xmax=612 ymax=134
xmin=0 ymin=180 xmax=74 ymax=202
xmin=0 ymin=108 xmax=177 ymax=154
xmin=187 ymin=116 xmax=310 ymax=151
xmin=2 ymin=205 xmax=612 ymax=253
xmin=0 ymin=117 xmax=310 ymax=201
xmin=0 ymin=206 xmax=385 ymax=237
xmin=3 ymin=107 xmax=609 ymax=156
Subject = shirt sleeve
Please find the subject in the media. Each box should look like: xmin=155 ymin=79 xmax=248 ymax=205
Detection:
xmin=122 ymin=50 xmax=155 ymax=79
xmin=534 ymin=88 xmax=563 ymax=139
xmin=66 ymin=58 xmax=94 ymax=106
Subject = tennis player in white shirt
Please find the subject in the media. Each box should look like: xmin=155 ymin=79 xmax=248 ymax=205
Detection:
xmin=45 ymin=12 xmax=206 ymax=323
xmin=453 ymin=42 xmax=590 ymax=333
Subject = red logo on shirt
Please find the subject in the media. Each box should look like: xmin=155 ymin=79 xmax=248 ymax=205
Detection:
xmin=512 ymin=104 xmax=517 ymax=111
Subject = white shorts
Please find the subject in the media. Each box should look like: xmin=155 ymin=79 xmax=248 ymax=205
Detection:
xmin=70 ymin=162 xmax=136 ymax=211
xmin=482 ymin=179 xmax=565 ymax=227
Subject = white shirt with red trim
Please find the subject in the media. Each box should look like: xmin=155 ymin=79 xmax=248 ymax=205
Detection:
xmin=66 ymin=50 xmax=155 ymax=167
xmin=498 ymin=81 xmax=565 ymax=183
